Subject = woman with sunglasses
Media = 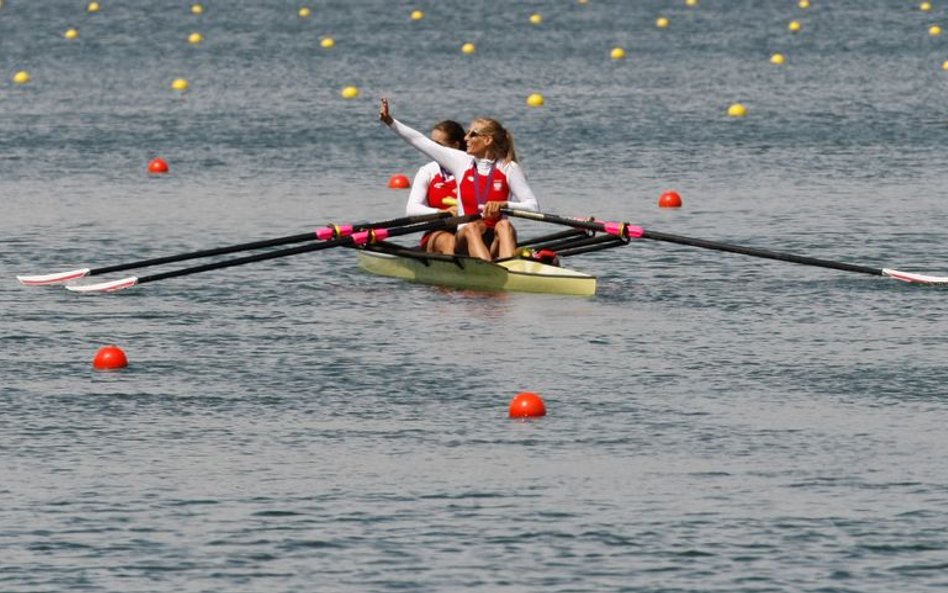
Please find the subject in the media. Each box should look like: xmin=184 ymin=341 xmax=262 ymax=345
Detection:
xmin=379 ymin=98 xmax=539 ymax=261
xmin=405 ymin=120 xmax=466 ymax=255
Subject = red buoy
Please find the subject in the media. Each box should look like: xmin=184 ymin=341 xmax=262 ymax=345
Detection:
xmin=658 ymin=190 xmax=682 ymax=208
xmin=93 ymin=345 xmax=128 ymax=370
xmin=388 ymin=174 xmax=410 ymax=189
xmin=148 ymin=158 xmax=169 ymax=174
xmin=509 ymin=391 xmax=547 ymax=418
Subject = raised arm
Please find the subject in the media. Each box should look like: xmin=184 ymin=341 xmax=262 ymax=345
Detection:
xmin=379 ymin=98 xmax=471 ymax=178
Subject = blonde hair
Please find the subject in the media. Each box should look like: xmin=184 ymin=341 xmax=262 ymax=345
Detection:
xmin=471 ymin=117 xmax=518 ymax=163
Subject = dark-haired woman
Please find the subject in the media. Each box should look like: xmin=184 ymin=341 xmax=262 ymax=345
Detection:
xmin=405 ymin=120 xmax=466 ymax=254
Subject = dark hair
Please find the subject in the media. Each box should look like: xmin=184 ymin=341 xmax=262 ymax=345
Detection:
xmin=432 ymin=120 xmax=467 ymax=151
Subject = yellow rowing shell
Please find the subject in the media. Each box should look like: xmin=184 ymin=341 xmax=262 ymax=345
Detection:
xmin=355 ymin=249 xmax=597 ymax=296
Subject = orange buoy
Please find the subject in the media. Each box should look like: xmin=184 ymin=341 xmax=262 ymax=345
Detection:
xmin=388 ymin=174 xmax=410 ymax=189
xmin=658 ymin=190 xmax=683 ymax=208
xmin=148 ymin=157 xmax=169 ymax=174
xmin=93 ymin=345 xmax=128 ymax=370
xmin=509 ymin=391 xmax=547 ymax=418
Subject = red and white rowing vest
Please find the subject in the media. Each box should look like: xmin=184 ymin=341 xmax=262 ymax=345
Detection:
xmin=459 ymin=164 xmax=509 ymax=228
xmin=426 ymin=169 xmax=457 ymax=209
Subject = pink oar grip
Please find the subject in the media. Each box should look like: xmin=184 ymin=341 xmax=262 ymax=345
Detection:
xmin=315 ymin=224 xmax=354 ymax=241
xmin=602 ymin=221 xmax=644 ymax=238
xmin=352 ymin=228 xmax=388 ymax=245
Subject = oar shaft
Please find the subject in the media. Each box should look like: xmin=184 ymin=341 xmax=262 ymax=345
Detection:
xmin=91 ymin=212 xmax=451 ymax=276
xmin=503 ymin=208 xmax=885 ymax=277
xmin=137 ymin=215 xmax=478 ymax=285
xmin=640 ymin=229 xmax=882 ymax=276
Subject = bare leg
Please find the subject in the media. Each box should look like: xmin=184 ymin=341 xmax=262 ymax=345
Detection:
xmin=426 ymin=231 xmax=457 ymax=255
xmin=490 ymin=219 xmax=518 ymax=260
xmin=457 ymin=221 xmax=491 ymax=261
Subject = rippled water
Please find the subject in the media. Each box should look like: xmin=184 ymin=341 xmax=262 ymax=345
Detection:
xmin=2 ymin=1 xmax=947 ymax=592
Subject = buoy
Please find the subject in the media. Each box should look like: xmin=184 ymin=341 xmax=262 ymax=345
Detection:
xmin=148 ymin=157 xmax=169 ymax=174
xmin=930 ymin=25 xmax=942 ymax=36
xmin=659 ymin=190 xmax=683 ymax=208
xmin=340 ymin=86 xmax=359 ymax=99
xmin=299 ymin=7 xmax=311 ymax=18
xmin=509 ymin=392 xmax=546 ymax=419
xmin=610 ymin=47 xmax=626 ymax=60
xmin=529 ymin=13 xmax=543 ymax=25
xmin=87 ymin=1 xmax=100 ymax=13
xmin=942 ymin=60 xmax=948 ymax=70
xmin=171 ymin=78 xmax=189 ymax=91
xmin=93 ymin=345 xmax=128 ymax=371
xmin=656 ymin=16 xmax=669 ymax=28
xmin=578 ymin=0 xmax=589 ymax=4
xmin=770 ymin=52 xmax=786 ymax=65
xmin=410 ymin=10 xmax=424 ymax=21
xmin=321 ymin=37 xmax=335 ymax=48
xmin=388 ymin=174 xmax=410 ymax=189
xmin=65 ymin=28 xmax=79 ymax=40
xmin=728 ymin=102 xmax=747 ymax=117
xmin=461 ymin=42 xmax=476 ymax=54
xmin=799 ymin=0 xmax=810 ymax=8
xmin=789 ymin=20 xmax=802 ymax=32
xmin=13 ymin=71 xmax=31 ymax=85
xmin=526 ymin=93 xmax=545 ymax=107
xmin=919 ymin=2 xmax=931 ymax=11
xmin=191 ymin=3 xmax=204 ymax=14
xmin=188 ymin=32 xmax=203 ymax=44
xmin=686 ymin=0 xmax=698 ymax=6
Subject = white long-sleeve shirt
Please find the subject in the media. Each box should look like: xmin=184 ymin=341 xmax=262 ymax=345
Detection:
xmin=388 ymin=118 xmax=540 ymax=217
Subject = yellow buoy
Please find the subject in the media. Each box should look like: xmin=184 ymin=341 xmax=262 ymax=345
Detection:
xmin=65 ymin=28 xmax=79 ymax=40
xmin=798 ymin=0 xmax=810 ymax=8
xmin=410 ymin=10 xmax=424 ymax=21
xmin=578 ymin=0 xmax=589 ymax=4
xmin=321 ymin=37 xmax=335 ymax=48
xmin=942 ymin=60 xmax=948 ymax=70
xmin=527 ymin=93 xmax=544 ymax=107
xmin=610 ymin=47 xmax=626 ymax=60
xmin=789 ymin=20 xmax=802 ymax=32
xmin=13 ymin=71 xmax=31 ymax=85
xmin=171 ymin=78 xmax=189 ymax=91
xmin=191 ymin=3 xmax=203 ymax=14
xmin=188 ymin=32 xmax=203 ymax=44
xmin=770 ymin=52 xmax=785 ymax=65
xmin=299 ymin=7 xmax=311 ymax=18
xmin=686 ymin=0 xmax=698 ymax=6
xmin=529 ymin=13 xmax=543 ymax=25
xmin=919 ymin=2 xmax=931 ymax=11
xmin=87 ymin=1 xmax=100 ymax=13
xmin=930 ymin=25 xmax=942 ymax=36
xmin=341 ymin=86 xmax=359 ymax=99
xmin=461 ymin=42 xmax=476 ymax=54
xmin=727 ymin=103 xmax=747 ymax=117
xmin=656 ymin=16 xmax=670 ymax=28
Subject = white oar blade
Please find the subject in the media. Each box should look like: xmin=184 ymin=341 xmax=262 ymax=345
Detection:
xmin=65 ymin=276 xmax=139 ymax=293
xmin=882 ymin=269 xmax=948 ymax=285
xmin=17 ymin=268 xmax=91 ymax=286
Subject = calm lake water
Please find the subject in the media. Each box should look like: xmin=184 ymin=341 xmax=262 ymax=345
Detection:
xmin=2 ymin=1 xmax=947 ymax=591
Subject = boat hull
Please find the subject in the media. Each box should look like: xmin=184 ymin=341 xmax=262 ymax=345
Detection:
xmin=355 ymin=250 xmax=597 ymax=296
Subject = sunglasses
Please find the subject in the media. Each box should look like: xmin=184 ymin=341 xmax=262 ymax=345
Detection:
xmin=465 ymin=129 xmax=485 ymax=138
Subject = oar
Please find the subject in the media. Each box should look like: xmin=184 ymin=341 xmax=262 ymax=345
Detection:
xmin=16 ymin=211 xmax=451 ymax=286
xmin=64 ymin=214 xmax=480 ymax=293
xmin=502 ymin=208 xmax=948 ymax=285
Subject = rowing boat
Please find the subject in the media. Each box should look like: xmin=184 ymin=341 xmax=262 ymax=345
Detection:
xmin=355 ymin=246 xmax=597 ymax=296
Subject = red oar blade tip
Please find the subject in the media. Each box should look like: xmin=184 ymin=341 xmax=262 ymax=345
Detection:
xmin=882 ymin=269 xmax=948 ymax=285
xmin=16 ymin=268 xmax=91 ymax=286
xmin=65 ymin=276 xmax=139 ymax=293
